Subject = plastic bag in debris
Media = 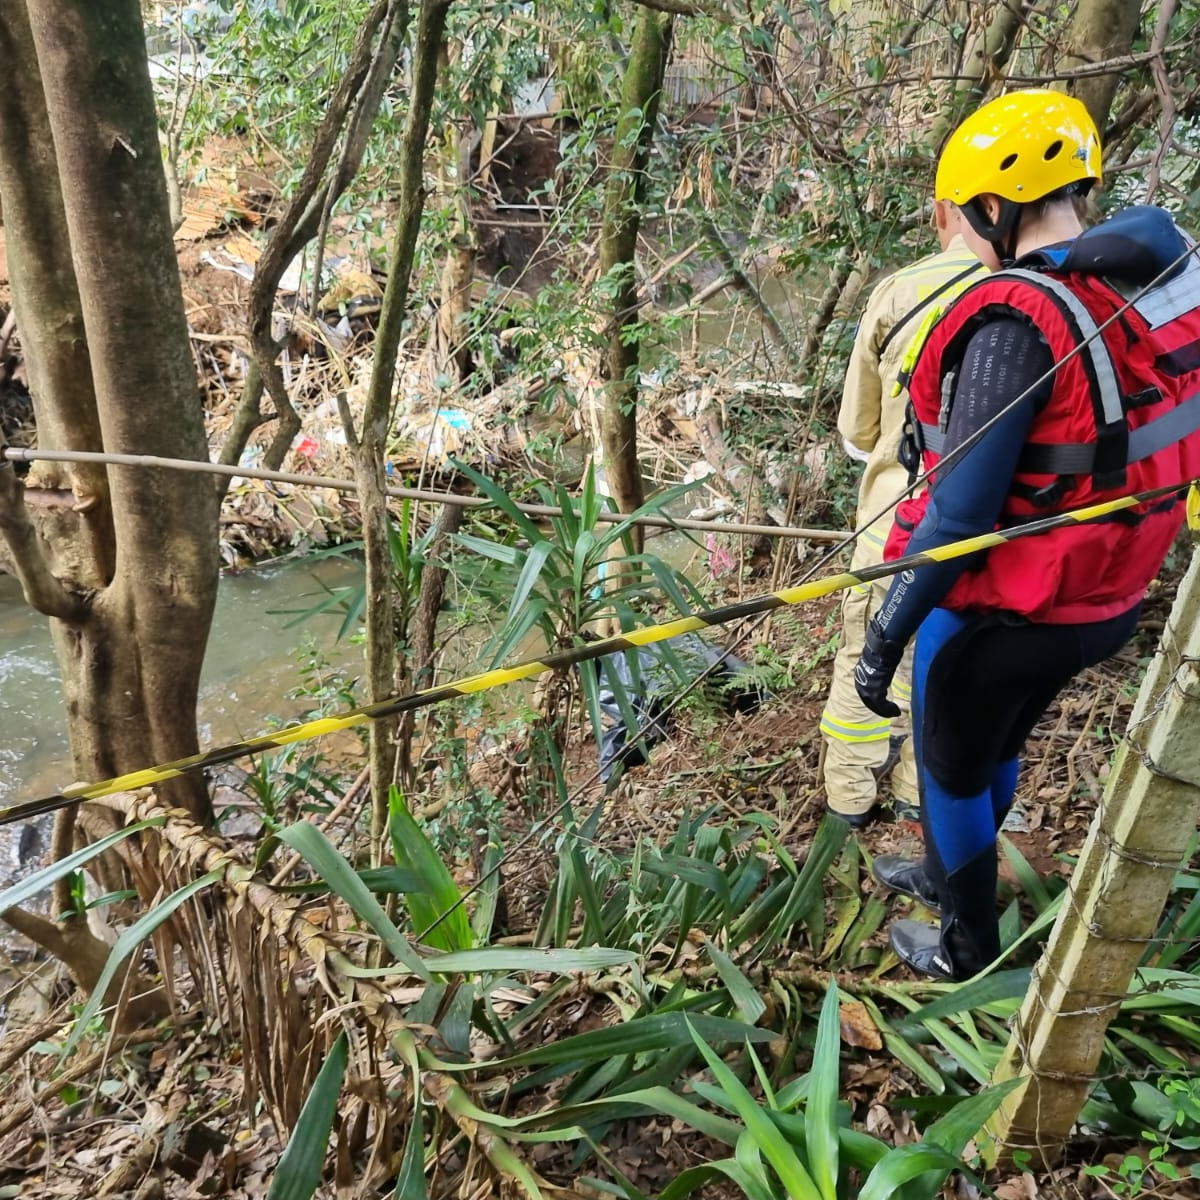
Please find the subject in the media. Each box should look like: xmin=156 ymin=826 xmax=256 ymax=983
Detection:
xmin=584 ymin=632 xmax=769 ymax=786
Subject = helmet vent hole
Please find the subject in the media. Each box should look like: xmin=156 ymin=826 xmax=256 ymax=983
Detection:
xmin=1044 ymin=139 xmax=1063 ymax=161
xmin=999 ymin=153 xmax=1018 ymax=171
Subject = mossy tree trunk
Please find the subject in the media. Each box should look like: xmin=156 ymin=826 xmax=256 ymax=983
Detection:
xmin=596 ymin=8 xmax=674 ymax=551
xmin=0 ymin=0 xmax=219 ymax=1003
xmin=1055 ymin=0 xmax=1142 ymax=131
xmin=352 ymin=0 xmax=454 ymax=858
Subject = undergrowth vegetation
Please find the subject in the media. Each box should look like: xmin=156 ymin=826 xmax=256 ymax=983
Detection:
xmin=7 ymin=0 xmax=1200 ymax=1197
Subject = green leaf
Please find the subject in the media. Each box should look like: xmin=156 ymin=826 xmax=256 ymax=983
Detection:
xmin=922 ymin=1017 xmax=993 ymax=1085
xmin=268 ymin=1031 xmax=348 ymax=1200
xmin=1000 ymin=836 xmax=1052 ymax=912
xmin=454 ymin=531 xmax=521 ymax=566
xmin=734 ymin=1131 xmax=783 ymax=1200
xmin=422 ymin=946 xmax=635 ymax=974
xmin=0 ymin=818 xmax=164 ymax=915
xmin=278 ymin=821 xmax=430 ymax=981
xmin=895 ymin=969 xmax=1028 ymax=1033
xmin=686 ymin=1021 xmax=822 ymax=1200
xmin=452 ymin=459 xmax=545 ymax=544
xmin=470 ymin=832 xmax=503 ymax=944
xmin=805 ymin=984 xmax=841 ymax=1200
xmin=392 ymin=1095 xmax=427 ymax=1200
xmin=705 ymin=940 xmax=766 ymax=1025
xmin=487 ymin=597 xmax=550 ymax=668
xmin=749 ymin=816 xmax=847 ymax=952
xmin=922 ymin=1078 xmax=1022 ymax=1157
xmin=642 ymin=553 xmax=702 ymax=615
xmin=572 ymin=529 xmax=598 ymax=615
xmin=497 ymin=1012 xmax=776 ymax=1069
xmin=388 ymin=788 xmax=474 ymax=954
xmin=506 ymin=539 xmax=555 ymax=627
xmin=861 ymin=998 xmax=946 ymax=1095
xmin=513 ymin=1087 xmax=741 ymax=1145
xmin=858 ymin=1143 xmax=966 ymax=1200
xmin=594 ymin=480 xmax=701 ymax=554
xmin=64 ymin=867 xmax=222 ymax=1059
xmin=659 ymin=1161 xmax=776 ymax=1200
xmin=566 ymin=834 xmax=607 ymax=944
xmin=640 ymin=855 xmax=731 ymax=905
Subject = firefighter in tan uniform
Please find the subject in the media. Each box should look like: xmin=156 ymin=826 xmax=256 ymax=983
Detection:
xmin=821 ymin=202 xmax=983 ymax=827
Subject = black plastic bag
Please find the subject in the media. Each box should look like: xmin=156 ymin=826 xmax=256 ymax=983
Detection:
xmin=583 ymin=632 xmax=769 ymax=785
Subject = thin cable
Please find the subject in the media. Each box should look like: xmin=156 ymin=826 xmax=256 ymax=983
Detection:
xmin=412 ymin=243 xmax=1200 ymax=942
xmin=0 ymin=446 xmax=846 ymax=544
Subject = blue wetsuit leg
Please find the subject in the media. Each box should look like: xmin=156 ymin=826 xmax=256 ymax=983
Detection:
xmin=991 ymin=758 xmax=1020 ymax=829
xmin=912 ymin=608 xmax=998 ymax=876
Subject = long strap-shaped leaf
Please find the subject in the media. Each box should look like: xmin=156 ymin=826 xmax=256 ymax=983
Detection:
xmin=686 ymin=1018 xmax=824 ymax=1200
xmin=63 ymin=866 xmax=223 ymax=1058
xmin=267 ymin=1031 xmax=348 ymax=1200
xmin=279 ymin=821 xmax=431 ymax=981
xmin=0 ymin=817 xmax=164 ymax=915
xmin=805 ymin=984 xmax=842 ymax=1200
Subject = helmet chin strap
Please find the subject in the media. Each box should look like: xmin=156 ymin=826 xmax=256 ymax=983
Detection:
xmin=963 ymin=196 xmax=1024 ymax=264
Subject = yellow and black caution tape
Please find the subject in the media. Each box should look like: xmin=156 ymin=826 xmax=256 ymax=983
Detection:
xmin=3 ymin=478 xmax=1194 ymax=829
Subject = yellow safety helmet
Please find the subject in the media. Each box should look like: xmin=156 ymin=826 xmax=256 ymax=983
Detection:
xmin=935 ymin=89 xmax=1101 ymax=207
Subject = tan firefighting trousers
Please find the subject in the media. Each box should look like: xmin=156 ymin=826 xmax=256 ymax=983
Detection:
xmin=820 ymin=524 xmax=918 ymax=817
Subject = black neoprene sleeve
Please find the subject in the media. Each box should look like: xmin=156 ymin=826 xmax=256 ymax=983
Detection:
xmin=873 ymin=318 xmax=1055 ymax=645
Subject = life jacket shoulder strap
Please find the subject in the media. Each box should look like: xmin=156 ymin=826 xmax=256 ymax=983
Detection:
xmin=877 ymin=262 xmax=985 ymax=358
xmin=915 ymin=268 xmax=1191 ymax=489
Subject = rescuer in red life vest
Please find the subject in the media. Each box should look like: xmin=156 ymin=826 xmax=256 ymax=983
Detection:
xmin=852 ymin=89 xmax=1200 ymax=981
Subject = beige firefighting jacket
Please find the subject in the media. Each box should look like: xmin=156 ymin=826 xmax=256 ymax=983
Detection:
xmin=838 ymin=235 xmax=983 ymax=537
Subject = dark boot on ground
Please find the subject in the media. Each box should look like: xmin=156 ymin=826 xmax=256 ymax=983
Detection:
xmin=889 ymin=919 xmax=955 ymax=979
xmin=888 ymin=846 xmax=1001 ymax=982
xmin=871 ymin=733 xmax=907 ymax=783
xmin=873 ymin=855 xmax=941 ymax=914
xmin=825 ymin=802 xmax=883 ymax=830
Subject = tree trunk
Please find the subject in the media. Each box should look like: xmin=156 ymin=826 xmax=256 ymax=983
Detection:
xmin=1055 ymin=0 xmax=1142 ymax=131
xmin=436 ymin=235 xmax=477 ymax=384
xmin=987 ymin=547 xmax=1200 ymax=1166
xmin=232 ymin=0 xmax=406 ymax=479
xmin=0 ymin=0 xmax=219 ymax=1009
xmin=596 ymin=9 xmax=674 ymax=549
xmin=354 ymin=0 xmax=454 ymax=857
xmin=0 ymin=4 xmax=112 ymax=589
xmin=13 ymin=0 xmax=220 ymax=816
xmin=924 ymin=0 xmax=1028 ymax=151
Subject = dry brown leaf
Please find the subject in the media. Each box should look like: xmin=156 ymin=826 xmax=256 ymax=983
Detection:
xmin=839 ymin=998 xmax=882 ymax=1050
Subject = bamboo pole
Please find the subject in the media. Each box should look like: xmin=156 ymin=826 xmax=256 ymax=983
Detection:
xmin=986 ymin=543 xmax=1200 ymax=1167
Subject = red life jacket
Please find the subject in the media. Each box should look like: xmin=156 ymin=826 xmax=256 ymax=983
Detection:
xmin=886 ymin=260 xmax=1200 ymax=622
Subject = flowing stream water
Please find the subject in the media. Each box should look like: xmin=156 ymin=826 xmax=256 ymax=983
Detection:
xmin=0 ymin=270 xmax=812 ymax=861
xmin=0 ymin=555 xmax=364 ymax=823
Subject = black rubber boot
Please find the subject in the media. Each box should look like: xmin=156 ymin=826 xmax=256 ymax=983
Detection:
xmin=889 ymin=919 xmax=955 ymax=979
xmin=889 ymin=846 xmax=1001 ymax=982
xmin=873 ymin=855 xmax=942 ymax=914
xmin=825 ymin=802 xmax=883 ymax=831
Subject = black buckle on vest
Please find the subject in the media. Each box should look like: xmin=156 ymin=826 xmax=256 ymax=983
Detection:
xmin=1013 ymin=475 xmax=1077 ymax=510
xmin=1125 ymin=385 xmax=1163 ymax=409
xmin=899 ymin=402 xmax=923 ymax=480
xmin=1093 ymin=421 xmax=1129 ymax=491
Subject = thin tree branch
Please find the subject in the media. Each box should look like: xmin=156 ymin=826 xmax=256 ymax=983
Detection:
xmin=231 ymin=0 xmax=403 ymax=475
xmin=356 ymin=0 xmax=454 ymax=861
xmin=1145 ymin=0 xmax=1181 ymax=202
xmin=0 ymin=466 xmax=85 ymax=619
xmin=629 ymin=0 xmax=732 ymax=20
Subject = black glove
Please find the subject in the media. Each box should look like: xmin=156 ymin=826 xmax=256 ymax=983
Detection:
xmin=854 ymin=619 xmax=905 ymax=719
